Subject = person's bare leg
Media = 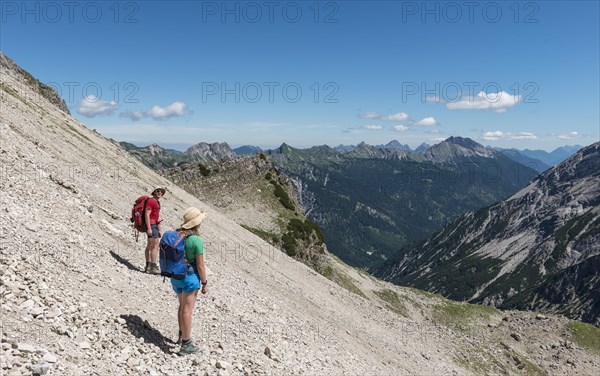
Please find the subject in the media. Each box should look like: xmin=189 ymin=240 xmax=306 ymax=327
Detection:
xmin=179 ymin=290 xmax=199 ymax=340
xmin=144 ymin=238 xmax=152 ymax=270
xmin=177 ymin=293 xmax=184 ymax=340
xmin=150 ymin=238 xmax=160 ymax=264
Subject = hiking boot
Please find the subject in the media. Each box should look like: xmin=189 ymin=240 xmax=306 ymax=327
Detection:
xmin=148 ymin=264 xmax=161 ymax=275
xmin=178 ymin=340 xmax=199 ymax=355
xmin=144 ymin=262 xmax=150 ymax=273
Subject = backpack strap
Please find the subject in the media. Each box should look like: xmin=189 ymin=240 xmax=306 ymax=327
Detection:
xmin=141 ymin=197 xmax=150 ymax=228
xmin=177 ymin=232 xmax=198 ymax=275
xmin=173 ymin=233 xmax=185 ymax=247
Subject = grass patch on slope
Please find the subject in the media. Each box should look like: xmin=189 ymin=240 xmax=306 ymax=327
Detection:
xmin=456 ymin=343 xmax=547 ymax=376
xmin=407 ymin=287 xmax=445 ymax=301
xmin=240 ymin=224 xmax=279 ymax=244
xmin=320 ymin=264 xmax=367 ymax=299
xmin=455 ymin=347 xmax=507 ymax=376
xmin=434 ymin=300 xmax=500 ymax=331
xmin=566 ymin=322 xmax=600 ymax=354
xmin=499 ymin=342 xmax=548 ymax=376
xmin=374 ymin=289 xmax=410 ymax=317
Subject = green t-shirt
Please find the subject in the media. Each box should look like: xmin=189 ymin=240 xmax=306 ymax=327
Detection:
xmin=184 ymin=235 xmax=204 ymax=265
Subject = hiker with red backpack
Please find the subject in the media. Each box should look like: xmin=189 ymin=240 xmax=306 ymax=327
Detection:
xmin=159 ymin=207 xmax=208 ymax=355
xmin=145 ymin=187 xmax=166 ymax=274
xmin=131 ymin=187 xmax=166 ymax=274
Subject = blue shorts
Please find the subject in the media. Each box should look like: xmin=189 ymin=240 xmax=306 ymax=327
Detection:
xmin=147 ymin=224 xmax=159 ymax=239
xmin=171 ymin=272 xmax=200 ymax=294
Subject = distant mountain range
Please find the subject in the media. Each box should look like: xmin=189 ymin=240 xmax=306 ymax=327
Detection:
xmin=375 ymin=142 xmax=600 ymax=326
xmin=518 ymin=145 xmax=582 ymax=166
xmin=266 ymin=137 xmax=540 ymax=268
xmin=493 ymin=148 xmax=551 ymax=173
xmin=233 ymin=145 xmax=263 ymax=155
xmin=493 ymin=145 xmax=582 ymax=173
xmin=122 ymin=139 xmax=581 ymax=170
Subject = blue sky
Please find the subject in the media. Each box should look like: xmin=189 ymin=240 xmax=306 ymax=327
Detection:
xmin=2 ymin=1 xmax=599 ymax=151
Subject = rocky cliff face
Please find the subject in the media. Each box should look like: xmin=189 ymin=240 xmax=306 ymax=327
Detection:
xmin=120 ymin=142 xmax=189 ymax=169
xmin=2 ymin=53 xmax=599 ymax=376
xmin=378 ymin=142 xmax=600 ymax=326
xmin=121 ymin=141 xmax=237 ymax=169
xmin=185 ymin=142 xmax=237 ymax=162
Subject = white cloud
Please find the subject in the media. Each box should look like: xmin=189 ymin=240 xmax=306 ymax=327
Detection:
xmin=558 ymin=131 xmax=581 ymax=140
xmin=119 ymin=111 xmax=145 ymax=121
xmin=383 ymin=112 xmax=409 ymax=121
xmin=147 ymin=101 xmax=188 ymax=120
xmin=446 ymin=91 xmax=521 ymax=112
xmin=77 ymin=96 xmax=118 ymax=117
xmin=359 ymin=111 xmax=410 ymax=121
xmin=393 ymin=125 xmax=410 ymax=132
xmin=359 ymin=112 xmax=381 ymax=119
xmin=415 ymin=117 xmax=438 ymax=126
xmin=482 ymin=131 xmax=538 ymax=141
xmin=482 ymin=131 xmax=505 ymax=140
xmin=363 ymin=124 xmax=383 ymax=130
xmin=120 ymin=101 xmax=189 ymax=121
xmin=510 ymin=132 xmax=538 ymax=140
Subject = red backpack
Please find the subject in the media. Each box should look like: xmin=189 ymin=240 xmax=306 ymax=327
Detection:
xmin=131 ymin=196 xmax=150 ymax=232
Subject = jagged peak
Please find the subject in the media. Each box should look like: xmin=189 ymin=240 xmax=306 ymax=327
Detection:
xmin=277 ymin=142 xmax=294 ymax=153
xmin=415 ymin=142 xmax=430 ymax=153
xmin=385 ymin=140 xmax=412 ymax=151
xmin=443 ymin=136 xmax=484 ymax=150
xmin=425 ymin=136 xmax=495 ymax=162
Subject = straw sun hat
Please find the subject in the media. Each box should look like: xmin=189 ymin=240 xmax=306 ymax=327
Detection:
xmin=181 ymin=207 xmax=207 ymax=229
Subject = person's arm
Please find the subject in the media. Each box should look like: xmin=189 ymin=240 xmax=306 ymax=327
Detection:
xmin=196 ymin=253 xmax=208 ymax=294
xmin=144 ymin=206 xmax=152 ymax=236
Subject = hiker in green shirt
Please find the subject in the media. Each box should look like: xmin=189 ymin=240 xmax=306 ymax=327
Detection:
xmin=170 ymin=207 xmax=208 ymax=355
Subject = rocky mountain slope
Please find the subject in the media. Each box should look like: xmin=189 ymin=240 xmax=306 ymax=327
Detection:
xmin=376 ymin=142 xmax=600 ymax=326
xmin=267 ymin=138 xmax=539 ymax=268
xmin=2 ymin=52 xmax=599 ymax=376
xmin=495 ymin=148 xmax=551 ymax=173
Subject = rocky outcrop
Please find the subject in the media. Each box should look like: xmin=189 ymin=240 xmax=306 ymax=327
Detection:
xmin=0 ymin=52 xmax=70 ymax=114
xmin=162 ymin=155 xmax=329 ymax=272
